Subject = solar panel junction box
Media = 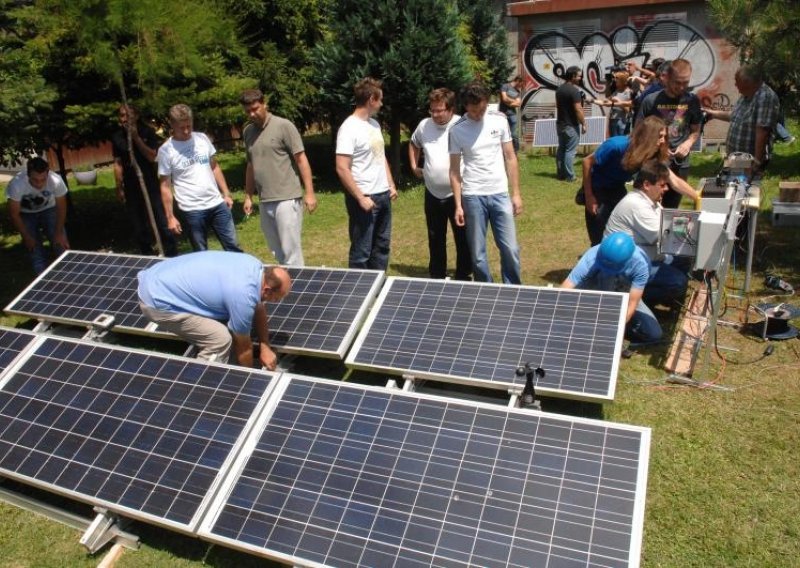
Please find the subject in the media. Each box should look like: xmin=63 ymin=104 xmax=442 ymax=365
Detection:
xmin=660 ymin=209 xmax=700 ymax=257
xmin=701 ymin=182 xmax=735 ymax=215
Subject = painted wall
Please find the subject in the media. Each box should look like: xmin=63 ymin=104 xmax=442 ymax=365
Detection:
xmin=513 ymin=3 xmax=739 ymax=146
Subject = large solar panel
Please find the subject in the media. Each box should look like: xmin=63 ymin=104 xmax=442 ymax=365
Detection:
xmin=532 ymin=116 xmax=607 ymax=147
xmin=0 ymin=336 xmax=277 ymax=532
xmin=5 ymin=252 xmax=383 ymax=358
xmin=346 ymin=278 xmax=628 ymax=402
xmin=5 ymin=251 xmax=161 ymax=334
xmin=0 ymin=327 xmax=38 ymax=377
xmin=201 ymin=376 xmax=650 ymax=567
xmin=267 ymin=267 xmax=384 ymax=358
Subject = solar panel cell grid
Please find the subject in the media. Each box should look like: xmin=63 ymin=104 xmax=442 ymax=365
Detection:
xmin=346 ymin=278 xmax=627 ymax=401
xmin=203 ymin=377 xmax=649 ymax=567
xmin=0 ymin=337 xmax=275 ymax=530
xmin=0 ymin=327 xmax=37 ymax=377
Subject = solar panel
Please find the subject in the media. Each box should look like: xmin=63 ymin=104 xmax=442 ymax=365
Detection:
xmin=5 ymin=252 xmax=383 ymax=358
xmin=0 ymin=336 xmax=277 ymax=532
xmin=5 ymin=251 xmax=162 ymax=335
xmin=532 ymin=116 xmax=607 ymax=147
xmin=266 ymin=267 xmax=384 ymax=358
xmin=0 ymin=327 xmax=38 ymax=378
xmin=200 ymin=376 xmax=650 ymax=568
xmin=346 ymin=278 xmax=628 ymax=402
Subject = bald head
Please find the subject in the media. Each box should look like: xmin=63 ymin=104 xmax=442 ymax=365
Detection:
xmin=262 ymin=266 xmax=292 ymax=302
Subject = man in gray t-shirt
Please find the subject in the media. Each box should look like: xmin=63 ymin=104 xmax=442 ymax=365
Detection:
xmin=240 ymin=89 xmax=317 ymax=266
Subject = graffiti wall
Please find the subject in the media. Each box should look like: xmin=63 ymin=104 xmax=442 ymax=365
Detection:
xmin=517 ymin=14 xmax=737 ymax=144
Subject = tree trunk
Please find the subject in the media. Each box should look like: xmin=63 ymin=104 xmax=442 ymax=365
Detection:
xmin=389 ymin=112 xmax=402 ymax=184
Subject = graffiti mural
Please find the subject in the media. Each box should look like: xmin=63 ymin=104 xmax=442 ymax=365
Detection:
xmin=519 ymin=20 xmax=717 ymax=125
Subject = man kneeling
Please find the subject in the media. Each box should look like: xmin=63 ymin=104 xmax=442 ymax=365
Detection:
xmin=137 ymin=251 xmax=291 ymax=369
xmin=562 ymin=232 xmax=662 ymax=344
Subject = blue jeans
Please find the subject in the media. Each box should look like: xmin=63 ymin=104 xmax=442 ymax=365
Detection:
xmin=507 ymin=114 xmax=519 ymax=153
xmin=644 ymin=261 xmax=688 ymax=306
xmin=345 ymin=190 xmax=392 ymax=270
xmin=181 ymin=202 xmax=241 ymax=252
xmin=556 ymin=125 xmax=580 ymax=181
xmin=22 ymin=208 xmax=66 ymax=274
xmin=462 ymin=193 xmax=521 ymax=284
xmin=627 ymin=300 xmax=662 ymax=344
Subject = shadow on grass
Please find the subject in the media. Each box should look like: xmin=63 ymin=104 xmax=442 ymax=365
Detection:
xmin=390 ymin=262 xmax=429 ymax=278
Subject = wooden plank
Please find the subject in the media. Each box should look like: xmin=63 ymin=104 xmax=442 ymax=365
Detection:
xmin=664 ymin=287 xmax=710 ymax=375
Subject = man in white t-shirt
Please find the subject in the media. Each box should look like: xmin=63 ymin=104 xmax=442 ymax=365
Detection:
xmin=409 ymin=88 xmax=471 ymax=280
xmin=335 ymin=77 xmax=397 ymax=270
xmin=158 ymin=103 xmax=241 ymax=252
xmin=449 ymin=81 xmax=523 ymax=284
xmin=5 ymin=157 xmax=70 ymax=273
xmin=604 ymin=159 xmax=688 ymax=307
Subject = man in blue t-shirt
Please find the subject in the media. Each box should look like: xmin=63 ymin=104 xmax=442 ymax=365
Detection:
xmin=562 ymin=232 xmax=662 ymax=344
xmin=137 ymin=251 xmax=291 ymax=369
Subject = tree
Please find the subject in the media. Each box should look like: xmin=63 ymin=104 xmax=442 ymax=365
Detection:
xmin=708 ymin=0 xmax=800 ymax=112
xmin=315 ymin=0 xmax=482 ymax=178
xmin=457 ymin=0 xmax=513 ymax=91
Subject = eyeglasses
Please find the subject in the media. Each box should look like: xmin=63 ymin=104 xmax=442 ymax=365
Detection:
xmin=429 ymin=107 xmax=449 ymax=115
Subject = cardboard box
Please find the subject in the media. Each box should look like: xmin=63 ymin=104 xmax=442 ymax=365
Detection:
xmin=778 ymin=181 xmax=800 ymax=203
xmin=772 ymin=199 xmax=800 ymax=227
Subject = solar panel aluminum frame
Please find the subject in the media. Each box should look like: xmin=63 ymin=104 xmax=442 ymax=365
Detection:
xmin=267 ymin=266 xmax=385 ymax=359
xmin=4 ymin=250 xmax=168 ymax=338
xmin=198 ymin=374 xmax=651 ymax=568
xmin=345 ymin=278 xmax=629 ymax=403
xmin=0 ymin=335 xmax=281 ymax=534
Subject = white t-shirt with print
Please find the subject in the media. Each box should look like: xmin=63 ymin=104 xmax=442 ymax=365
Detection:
xmin=336 ymin=115 xmax=389 ymax=196
xmin=448 ymin=110 xmax=511 ymax=196
xmin=5 ymin=171 xmax=68 ymax=213
xmin=157 ymin=132 xmax=223 ymax=211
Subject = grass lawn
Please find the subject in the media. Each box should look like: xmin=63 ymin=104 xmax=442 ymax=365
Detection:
xmin=0 ymin=138 xmax=798 ymax=567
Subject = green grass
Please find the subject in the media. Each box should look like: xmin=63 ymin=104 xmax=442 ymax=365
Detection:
xmin=1 ymin=138 xmax=799 ymax=567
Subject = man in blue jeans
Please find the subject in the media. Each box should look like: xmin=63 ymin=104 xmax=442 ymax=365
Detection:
xmin=562 ymin=232 xmax=662 ymax=344
xmin=158 ymin=103 xmax=241 ymax=252
xmin=449 ymin=81 xmax=523 ymax=284
xmin=335 ymin=77 xmax=398 ymax=270
xmin=555 ymin=65 xmax=587 ymax=182
xmin=5 ymin=157 xmax=70 ymax=274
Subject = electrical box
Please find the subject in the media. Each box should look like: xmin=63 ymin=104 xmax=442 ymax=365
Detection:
xmin=660 ymin=209 xmax=700 ymax=257
xmin=693 ymin=211 xmax=727 ymax=271
xmin=701 ymin=182 xmax=735 ymax=215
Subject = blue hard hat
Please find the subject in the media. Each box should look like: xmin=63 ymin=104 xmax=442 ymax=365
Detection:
xmin=597 ymin=232 xmax=635 ymax=274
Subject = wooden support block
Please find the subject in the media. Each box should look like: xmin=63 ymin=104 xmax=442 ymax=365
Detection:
xmin=664 ymin=287 xmax=710 ymax=375
xmin=778 ymin=181 xmax=800 ymax=203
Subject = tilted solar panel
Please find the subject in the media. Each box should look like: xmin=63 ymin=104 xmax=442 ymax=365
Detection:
xmin=5 ymin=252 xmax=383 ymax=358
xmin=0 ymin=336 xmax=277 ymax=532
xmin=5 ymin=251 xmax=161 ymax=334
xmin=346 ymin=278 xmax=628 ymax=402
xmin=267 ymin=266 xmax=384 ymax=358
xmin=201 ymin=375 xmax=650 ymax=568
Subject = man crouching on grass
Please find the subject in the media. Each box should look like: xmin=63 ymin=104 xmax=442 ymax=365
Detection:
xmin=137 ymin=251 xmax=291 ymax=369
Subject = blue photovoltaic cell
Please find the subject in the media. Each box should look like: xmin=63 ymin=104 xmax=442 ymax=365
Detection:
xmin=5 ymin=252 xmax=381 ymax=358
xmin=204 ymin=377 xmax=650 ymax=568
xmin=5 ymin=251 xmax=161 ymax=333
xmin=0 ymin=327 xmax=37 ymax=376
xmin=266 ymin=267 xmax=384 ymax=358
xmin=346 ymin=278 xmax=627 ymax=401
xmin=0 ymin=337 xmax=274 ymax=530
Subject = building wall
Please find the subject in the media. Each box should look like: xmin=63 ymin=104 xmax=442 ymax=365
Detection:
xmin=510 ymin=1 xmax=740 ymax=146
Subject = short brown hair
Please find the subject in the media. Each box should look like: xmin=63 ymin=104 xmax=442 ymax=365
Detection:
xmin=634 ymin=159 xmax=670 ymax=188
xmin=460 ymin=81 xmax=489 ymax=106
xmin=354 ymin=77 xmax=383 ymax=107
xmin=168 ymin=104 xmax=192 ymax=123
xmin=428 ymin=88 xmax=455 ymax=110
xmin=240 ymin=89 xmax=265 ymax=106
xmin=668 ymin=59 xmax=692 ymax=77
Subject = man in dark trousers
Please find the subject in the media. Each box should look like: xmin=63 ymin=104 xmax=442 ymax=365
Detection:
xmin=112 ymin=105 xmax=178 ymax=256
xmin=555 ymin=66 xmax=587 ymax=182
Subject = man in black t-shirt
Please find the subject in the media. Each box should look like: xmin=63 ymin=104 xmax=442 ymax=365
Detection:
xmin=112 ymin=105 xmax=177 ymax=256
xmin=555 ymin=66 xmax=587 ymax=182
xmin=637 ymin=59 xmax=702 ymax=209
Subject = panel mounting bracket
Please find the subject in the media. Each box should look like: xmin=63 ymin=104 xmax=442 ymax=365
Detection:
xmin=401 ymin=374 xmax=419 ymax=392
xmin=84 ymin=314 xmax=116 ymax=342
xmin=79 ymin=507 xmax=139 ymax=554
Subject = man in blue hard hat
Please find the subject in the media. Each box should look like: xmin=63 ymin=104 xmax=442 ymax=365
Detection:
xmin=561 ymin=232 xmax=662 ymax=344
